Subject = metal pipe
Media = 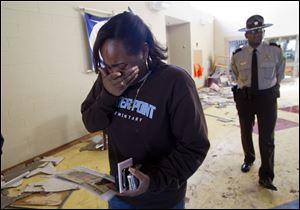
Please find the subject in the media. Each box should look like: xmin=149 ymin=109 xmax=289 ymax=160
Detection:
xmin=77 ymin=6 xmax=114 ymax=16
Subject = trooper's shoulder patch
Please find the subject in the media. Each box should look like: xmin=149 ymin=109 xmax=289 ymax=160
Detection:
xmin=233 ymin=48 xmax=242 ymax=55
xmin=269 ymin=42 xmax=281 ymax=48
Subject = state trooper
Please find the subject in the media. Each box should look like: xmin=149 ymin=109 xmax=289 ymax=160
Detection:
xmin=231 ymin=15 xmax=286 ymax=191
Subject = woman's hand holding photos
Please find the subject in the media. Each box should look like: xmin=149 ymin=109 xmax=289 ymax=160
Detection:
xmin=118 ymin=167 xmax=150 ymax=197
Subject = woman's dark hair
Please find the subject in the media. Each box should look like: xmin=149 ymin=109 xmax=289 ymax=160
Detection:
xmin=93 ymin=11 xmax=167 ymax=73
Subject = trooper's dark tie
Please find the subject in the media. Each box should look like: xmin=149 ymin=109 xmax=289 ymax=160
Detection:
xmin=251 ymin=49 xmax=258 ymax=92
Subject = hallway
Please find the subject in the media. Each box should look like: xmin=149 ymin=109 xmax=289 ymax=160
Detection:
xmin=186 ymin=78 xmax=299 ymax=208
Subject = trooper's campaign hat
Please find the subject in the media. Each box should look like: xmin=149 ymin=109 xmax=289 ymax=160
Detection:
xmin=238 ymin=15 xmax=273 ymax=32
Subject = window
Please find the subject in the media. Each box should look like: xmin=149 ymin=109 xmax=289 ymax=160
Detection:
xmin=265 ymin=35 xmax=297 ymax=62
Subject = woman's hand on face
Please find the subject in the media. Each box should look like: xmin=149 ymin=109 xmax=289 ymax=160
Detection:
xmin=100 ymin=66 xmax=139 ymax=96
xmin=117 ymin=167 xmax=150 ymax=197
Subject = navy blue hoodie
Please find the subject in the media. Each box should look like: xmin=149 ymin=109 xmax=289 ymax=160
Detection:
xmin=81 ymin=64 xmax=210 ymax=208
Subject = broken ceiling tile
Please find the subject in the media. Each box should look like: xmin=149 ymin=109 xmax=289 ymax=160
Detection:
xmin=26 ymin=162 xmax=57 ymax=178
xmin=1 ymin=179 xmax=23 ymax=189
xmin=12 ymin=191 xmax=72 ymax=207
xmin=3 ymin=161 xmax=45 ymax=182
xmin=41 ymin=156 xmax=64 ymax=166
xmin=1 ymin=171 xmax=30 ymax=190
xmin=24 ymin=178 xmax=79 ymax=193
xmin=56 ymin=170 xmax=102 ymax=184
xmin=1 ymin=192 xmax=32 ymax=209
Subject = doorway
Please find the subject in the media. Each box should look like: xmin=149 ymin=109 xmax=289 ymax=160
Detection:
xmin=165 ymin=16 xmax=191 ymax=74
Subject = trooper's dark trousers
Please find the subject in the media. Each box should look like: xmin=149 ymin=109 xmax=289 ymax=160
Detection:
xmin=235 ymin=90 xmax=277 ymax=182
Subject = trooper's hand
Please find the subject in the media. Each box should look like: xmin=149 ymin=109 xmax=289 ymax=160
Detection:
xmin=118 ymin=167 xmax=150 ymax=197
xmin=100 ymin=66 xmax=139 ymax=96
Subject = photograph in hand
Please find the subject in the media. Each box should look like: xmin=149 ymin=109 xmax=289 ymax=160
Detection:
xmin=117 ymin=158 xmax=139 ymax=193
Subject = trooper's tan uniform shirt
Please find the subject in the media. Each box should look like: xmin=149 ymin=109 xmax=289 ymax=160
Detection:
xmin=231 ymin=42 xmax=286 ymax=90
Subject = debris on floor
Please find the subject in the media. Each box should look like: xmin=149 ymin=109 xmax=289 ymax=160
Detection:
xmin=11 ymin=191 xmax=73 ymax=207
xmin=1 ymin=171 xmax=30 ymax=190
xmin=1 ymin=192 xmax=32 ymax=209
xmin=24 ymin=177 xmax=79 ymax=193
xmin=2 ymin=156 xmax=65 ymax=190
xmin=80 ymin=142 xmax=104 ymax=152
xmin=205 ymin=113 xmax=234 ymax=123
xmin=25 ymin=162 xmax=57 ymax=178
xmin=55 ymin=167 xmax=116 ymax=201
xmin=41 ymin=156 xmax=64 ymax=166
xmin=2 ymin=161 xmax=45 ymax=183
xmin=80 ymin=135 xmax=105 ymax=152
xmin=198 ymin=86 xmax=235 ymax=110
xmin=56 ymin=169 xmax=103 ymax=185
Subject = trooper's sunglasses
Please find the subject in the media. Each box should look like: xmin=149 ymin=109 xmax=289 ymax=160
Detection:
xmin=247 ymin=29 xmax=265 ymax=34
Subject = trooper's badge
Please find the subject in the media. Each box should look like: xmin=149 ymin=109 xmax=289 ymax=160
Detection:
xmin=239 ymin=61 xmax=247 ymax=66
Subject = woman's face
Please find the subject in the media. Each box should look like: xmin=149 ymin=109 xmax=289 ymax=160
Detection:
xmin=100 ymin=39 xmax=146 ymax=75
